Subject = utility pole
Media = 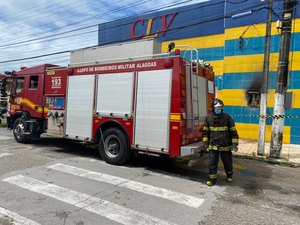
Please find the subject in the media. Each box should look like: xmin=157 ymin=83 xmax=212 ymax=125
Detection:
xmin=270 ymin=0 xmax=295 ymax=158
xmin=257 ymin=0 xmax=273 ymax=155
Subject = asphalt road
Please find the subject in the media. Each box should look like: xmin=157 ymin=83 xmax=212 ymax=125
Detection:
xmin=0 ymin=127 xmax=299 ymax=225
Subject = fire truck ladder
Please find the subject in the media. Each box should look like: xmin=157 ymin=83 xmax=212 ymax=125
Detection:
xmin=176 ymin=46 xmax=200 ymax=131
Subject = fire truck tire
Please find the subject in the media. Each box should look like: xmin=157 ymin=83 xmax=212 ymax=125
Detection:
xmin=13 ymin=117 xmax=30 ymax=143
xmin=99 ymin=127 xmax=130 ymax=165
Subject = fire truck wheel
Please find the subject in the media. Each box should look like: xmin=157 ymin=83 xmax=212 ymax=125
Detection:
xmin=13 ymin=117 xmax=30 ymax=143
xmin=99 ymin=127 xmax=129 ymax=165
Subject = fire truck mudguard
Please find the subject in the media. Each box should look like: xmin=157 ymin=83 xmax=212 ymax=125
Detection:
xmin=99 ymin=127 xmax=130 ymax=165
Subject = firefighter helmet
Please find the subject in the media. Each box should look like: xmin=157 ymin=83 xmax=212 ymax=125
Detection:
xmin=211 ymin=99 xmax=224 ymax=115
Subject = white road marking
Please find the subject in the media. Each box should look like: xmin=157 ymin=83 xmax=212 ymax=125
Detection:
xmin=3 ymin=175 xmax=176 ymax=225
xmin=81 ymin=157 xmax=174 ymax=179
xmin=48 ymin=163 xmax=204 ymax=208
xmin=0 ymin=153 xmax=13 ymax=158
xmin=0 ymin=206 xmax=40 ymax=225
xmin=0 ymin=136 xmax=13 ymax=141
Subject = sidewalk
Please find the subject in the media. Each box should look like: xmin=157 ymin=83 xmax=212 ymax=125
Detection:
xmin=236 ymin=138 xmax=300 ymax=166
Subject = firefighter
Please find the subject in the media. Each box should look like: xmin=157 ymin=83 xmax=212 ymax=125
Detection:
xmin=202 ymin=98 xmax=239 ymax=186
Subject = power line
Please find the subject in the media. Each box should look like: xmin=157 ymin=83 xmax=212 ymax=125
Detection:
xmin=0 ymin=3 xmax=269 ymax=65
xmin=0 ymin=0 xmax=224 ymax=50
xmin=0 ymin=51 xmax=70 ymax=64
xmin=1 ymin=0 xmax=287 ymax=67
xmin=0 ymin=0 xmax=152 ymax=46
xmin=0 ymin=0 xmax=205 ymax=49
xmin=0 ymin=0 xmax=122 ymax=41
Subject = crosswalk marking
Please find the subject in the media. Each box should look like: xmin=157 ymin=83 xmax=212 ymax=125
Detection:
xmin=78 ymin=157 xmax=217 ymax=190
xmin=0 ymin=153 xmax=13 ymax=158
xmin=0 ymin=206 xmax=40 ymax=225
xmin=3 ymin=175 xmax=177 ymax=225
xmin=79 ymin=157 xmax=175 ymax=179
xmin=48 ymin=163 xmax=204 ymax=208
xmin=0 ymin=136 xmax=12 ymax=141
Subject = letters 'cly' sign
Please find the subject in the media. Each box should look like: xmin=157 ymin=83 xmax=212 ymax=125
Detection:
xmin=130 ymin=13 xmax=177 ymax=40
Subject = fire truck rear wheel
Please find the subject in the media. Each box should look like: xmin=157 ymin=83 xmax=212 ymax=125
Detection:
xmin=99 ymin=127 xmax=130 ymax=165
xmin=13 ymin=117 xmax=31 ymax=143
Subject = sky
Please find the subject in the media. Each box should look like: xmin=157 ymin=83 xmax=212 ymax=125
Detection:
xmin=0 ymin=0 xmax=207 ymax=73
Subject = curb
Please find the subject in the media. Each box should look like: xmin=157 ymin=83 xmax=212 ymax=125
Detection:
xmin=233 ymin=153 xmax=300 ymax=168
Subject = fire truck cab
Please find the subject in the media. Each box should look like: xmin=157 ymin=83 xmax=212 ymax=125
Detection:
xmin=9 ymin=42 xmax=215 ymax=165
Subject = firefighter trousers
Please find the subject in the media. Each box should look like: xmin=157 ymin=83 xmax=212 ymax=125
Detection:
xmin=208 ymin=150 xmax=233 ymax=180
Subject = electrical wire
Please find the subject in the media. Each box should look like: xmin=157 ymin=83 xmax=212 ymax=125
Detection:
xmin=0 ymin=3 xmax=269 ymax=65
xmin=0 ymin=0 xmax=153 ymax=47
xmin=0 ymin=0 xmax=222 ymax=48
xmin=0 ymin=0 xmax=297 ymax=68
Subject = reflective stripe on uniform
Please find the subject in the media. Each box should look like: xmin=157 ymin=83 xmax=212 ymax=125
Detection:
xmin=203 ymin=127 xmax=209 ymax=131
xmin=209 ymin=174 xmax=217 ymax=179
xmin=230 ymin=127 xmax=237 ymax=131
xmin=209 ymin=126 xmax=228 ymax=131
xmin=208 ymin=145 xmax=232 ymax=151
xmin=203 ymin=137 xmax=208 ymax=142
xmin=232 ymin=138 xmax=239 ymax=144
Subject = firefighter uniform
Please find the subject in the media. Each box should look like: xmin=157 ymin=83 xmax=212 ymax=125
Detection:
xmin=203 ymin=99 xmax=239 ymax=186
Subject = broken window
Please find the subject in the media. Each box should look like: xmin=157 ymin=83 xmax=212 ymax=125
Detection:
xmin=246 ymin=91 xmax=260 ymax=107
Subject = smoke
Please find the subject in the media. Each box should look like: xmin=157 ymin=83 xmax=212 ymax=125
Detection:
xmin=247 ymin=73 xmax=263 ymax=92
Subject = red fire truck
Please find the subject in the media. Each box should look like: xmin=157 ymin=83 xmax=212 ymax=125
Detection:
xmin=8 ymin=43 xmax=215 ymax=165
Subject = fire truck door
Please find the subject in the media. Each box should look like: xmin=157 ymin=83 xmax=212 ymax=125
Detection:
xmin=65 ymin=75 xmax=95 ymax=140
xmin=134 ymin=69 xmax=172 ymax=153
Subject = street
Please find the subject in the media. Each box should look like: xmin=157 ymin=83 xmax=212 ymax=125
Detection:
xmin=0 ymin=127 xmax=299 ymax=225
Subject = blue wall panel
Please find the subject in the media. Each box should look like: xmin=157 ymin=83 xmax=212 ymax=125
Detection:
xmin=225 ymin=0 xmax=300 ymax=29
xmin=222 ymin=72 xmax=278 ymax=89
xmin=225 ymin=106 xmax=299 ymax=127
xmin=180 ymin=47 xmax=224 ymax=62
xmin=289 ymin=71 xmax=300 ymax=89
xmin=225 ymin=33 xmax=300 ymax=56
xmin=98 ymin=0 xmax=225 ymax=45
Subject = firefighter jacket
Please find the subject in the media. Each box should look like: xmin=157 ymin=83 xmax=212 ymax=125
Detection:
xmin=203 ymin=111 xmax=239 ymax=151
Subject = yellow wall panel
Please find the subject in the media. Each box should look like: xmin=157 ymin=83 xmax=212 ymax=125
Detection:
xmin=210 ymin=60 xmax=224 ymax=76
xmin=293 ymin=18 xmax=300 ymax=33
xmin=224 ymin=52 xmax=300 ymax=73
xmin=289 ymin=90 xmax=300 ymax=108
xmin=219 ymin=89 xmax=300 ymax=109
xmin=290 ymin=52 xmax=300 ymax=70
xmin=217 ymin=90 xmax=248 ymax=106
xmin=161 ymin=34 xmax=225 ymax=51
xmin=236 ymin=123 xmax=291 ymax=143
xmin=225 ymin=18 xmax=300 ymax=40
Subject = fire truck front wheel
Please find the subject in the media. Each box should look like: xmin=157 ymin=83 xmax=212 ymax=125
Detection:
xmin=99 ymin=127 xmax=130 ymax=165
xmin=13 ymin=117 xmax=30 ymax=143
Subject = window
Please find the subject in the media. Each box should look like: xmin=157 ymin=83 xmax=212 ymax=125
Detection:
xmin=15 ymin=77 xmax=24 ymax=94
xmin=29 ymin=76 xmax=39 ymax=89
xmin=246 ymin=91 xmax=260 ymax=107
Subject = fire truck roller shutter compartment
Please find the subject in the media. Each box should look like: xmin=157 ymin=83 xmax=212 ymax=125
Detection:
xmin=65 ymin=75 xmax=95 ymax=140
xmin=134 ymin=69 xmax=172 ymax=153
xmin=96 ymin=72 xmax=134 ymax=117
xmin=193 ymin=75 xmax=208 ymax=120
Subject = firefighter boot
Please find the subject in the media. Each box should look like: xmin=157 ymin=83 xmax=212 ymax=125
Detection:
xmin=206 ymin=179 xmax=216 ymax=186
xmin=226 ymin=174 xmax=233 ymax=182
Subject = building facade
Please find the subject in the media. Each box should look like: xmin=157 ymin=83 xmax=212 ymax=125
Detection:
xmin=98 ymin=0 xmax=300 ymax=147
